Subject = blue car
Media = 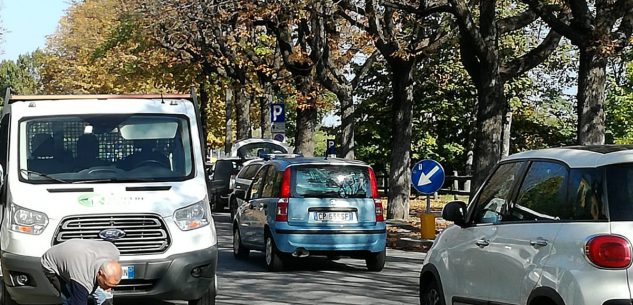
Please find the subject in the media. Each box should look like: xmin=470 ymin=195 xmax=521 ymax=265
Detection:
xmin=232 ymin=156 xmax=387 ymax=271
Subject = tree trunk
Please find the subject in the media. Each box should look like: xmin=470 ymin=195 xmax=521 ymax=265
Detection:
xmin=576 ymin=49 xmax=607 ymax=145
xmin=198 ymin=81 xmax=209 ymax=147
xmin=339 ymin=93 xmax=355 ymax=159
xmin=224 ymin=87 xmax=233 ymax=155
xmin=294 ymin=104 xmax=317 ymax=157
xmin=387 ymin=61 xmax=415 ymax=220
xmin=471 ymin=74 xmax=505 ymax=194
xmin=234 ymin=86 xmax=251 ymax=141
xmin=260 ymin=85 xmax=272 ymax=139
xmin=501 ymin=111 xmax=512 ymax=157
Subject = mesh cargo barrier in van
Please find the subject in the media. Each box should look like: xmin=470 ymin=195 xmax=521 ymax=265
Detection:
xmin=53 ymin=214 xmax=171 ymax=255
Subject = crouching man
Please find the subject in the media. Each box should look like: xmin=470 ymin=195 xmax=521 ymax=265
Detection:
xmin=41 ymin=239 xmax=122 ymax=305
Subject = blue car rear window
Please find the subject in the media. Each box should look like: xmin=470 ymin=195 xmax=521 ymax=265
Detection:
xmin=293 ymin=165 xmax=370 ymax=198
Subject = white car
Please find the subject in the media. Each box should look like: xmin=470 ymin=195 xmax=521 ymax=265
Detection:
xmin=420 ymin=145 xmax=633 ymax=305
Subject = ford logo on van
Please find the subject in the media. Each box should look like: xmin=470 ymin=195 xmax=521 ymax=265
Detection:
xmin=99 ymin=228 xmax=126 ymax=241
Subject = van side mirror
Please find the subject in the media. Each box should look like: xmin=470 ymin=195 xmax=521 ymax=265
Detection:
xmin=442 ymin=200 xmax=467 ymax=227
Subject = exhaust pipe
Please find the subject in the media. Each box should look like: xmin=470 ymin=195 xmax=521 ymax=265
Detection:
xmin=292 ymin=248 xmax=310 ymax=258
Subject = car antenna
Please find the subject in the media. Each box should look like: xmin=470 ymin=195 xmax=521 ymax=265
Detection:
xmin=160 ymin=92 xmax=165 ymax=104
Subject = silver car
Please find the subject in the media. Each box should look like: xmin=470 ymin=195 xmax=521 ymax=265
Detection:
xmin=420 ymin=145 xmax=633 ymax=305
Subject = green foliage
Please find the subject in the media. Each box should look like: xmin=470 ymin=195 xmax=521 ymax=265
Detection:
xmin=0 ymin=50 xmax=44 ymax=104
xmin=511 ymin=95 xmax=576 ymax=150
xmin=504 ymin=32 xmax=578 ymax=152
xmin=29 ymin=0 xmax=633 ymax=173
xmin=606 ymin=55 xmax=633 ymax=144
xmin=355 ymin=43 xmax=476 ymax=175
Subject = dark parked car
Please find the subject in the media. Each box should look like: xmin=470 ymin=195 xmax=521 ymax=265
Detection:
xmin=228 ymin=159 xmax=266 ymax=218
xmin=208 ymin=158 xmax=241 ymax=211
xmin=209 ymin=138 xmax=290 ymax=212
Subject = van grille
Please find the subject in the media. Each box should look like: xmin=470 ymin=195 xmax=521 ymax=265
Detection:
xmin=114 ymin=279 xmax=156 ymax=293
xmin=53 ymin=214 xmax=171 ymax=255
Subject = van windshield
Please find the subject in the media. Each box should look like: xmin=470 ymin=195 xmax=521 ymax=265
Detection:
xmin=19 ymin=114 xmax=193 ymax=183
xmin=293 ymin=165 xmax=370 ymax=198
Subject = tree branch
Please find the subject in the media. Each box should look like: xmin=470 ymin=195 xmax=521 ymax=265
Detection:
xmin=568 ymin=0 xmax=594 ymax=32
xmin=336 ymin=10 xmax=370 ymax=32
xmin=521 ymin=0 xmax=584 ymax=44
xmin=414 ymin=29 xmax=455 ymax=60
xmin=458 ymin=35 xmax=482 ymax=88
xmin=447 ymin=0 xmax=487 ymax=59
xmin=500 ymin=28 xmax=563 ymax=81
xmin=612 ymin=0 xmax=633 ymax=50
xmin=497 ymin=9 xmax=538 ymax=34
xmin=338 ymin=0 xmax=366 ymax=15
xmin=352 ymin=51 xmax=378 ymax=90
xmin=365 ymin=0 xmax=389 ymax=49
xmin=382 ymin=1 xmax=453 ymax=18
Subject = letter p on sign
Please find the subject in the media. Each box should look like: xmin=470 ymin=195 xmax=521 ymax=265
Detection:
xmin=270 ymin=104 xmax=285 ymax=123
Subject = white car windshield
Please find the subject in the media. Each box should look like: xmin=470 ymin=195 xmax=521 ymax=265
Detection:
xmin=19 ymin=114 xmax=193 ymax=183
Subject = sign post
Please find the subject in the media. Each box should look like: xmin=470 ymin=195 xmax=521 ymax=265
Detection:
xmin=411 ymin=159 xmax=445 ymax=239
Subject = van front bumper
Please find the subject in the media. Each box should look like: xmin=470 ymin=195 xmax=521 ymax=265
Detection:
xmin=1 ymin=245 xmax=218 ymax=304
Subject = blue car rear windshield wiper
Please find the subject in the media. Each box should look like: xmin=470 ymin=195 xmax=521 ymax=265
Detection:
xmin=20 ymin=169 xmax=69 ymax=184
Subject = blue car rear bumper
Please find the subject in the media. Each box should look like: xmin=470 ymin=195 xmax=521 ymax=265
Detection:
xmin=272 ymin=225 xmax=387 ymax=253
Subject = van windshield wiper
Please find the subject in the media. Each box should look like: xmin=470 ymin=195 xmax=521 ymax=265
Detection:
xmin=20 ymin=169 xmax=69 ymax=184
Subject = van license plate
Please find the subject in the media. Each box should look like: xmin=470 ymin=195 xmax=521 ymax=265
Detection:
xmin=314 ymin=212 xmax=353 ymax=222
xmin=121 ymin=266 xmax=134 ymax=279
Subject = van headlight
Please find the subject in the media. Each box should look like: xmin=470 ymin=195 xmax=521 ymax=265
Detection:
xmin=10 ymin=204 xmax=48 ymax=235
xmin=174 ymin=201 xmax=209 ymax=231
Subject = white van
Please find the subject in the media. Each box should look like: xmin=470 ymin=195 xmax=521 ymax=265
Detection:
xmin=0 ymin=93 xmax=217 ymax=305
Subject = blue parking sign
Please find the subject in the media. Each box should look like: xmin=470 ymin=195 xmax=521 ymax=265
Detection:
xmin=270 ymin=104 xmax=285 ymax=123
xmin=326 ymin=139 xmax=336 ymax=155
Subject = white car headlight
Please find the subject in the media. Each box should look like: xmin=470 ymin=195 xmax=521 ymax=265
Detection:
xmin=10 ymin=204 xmax=48 ymax=235
xmin=174 ymin=201 xmax=210 ymax=231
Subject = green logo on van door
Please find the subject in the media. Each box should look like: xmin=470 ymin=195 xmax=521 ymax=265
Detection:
xmin=78 ymin=194 xmax=105 ymax=207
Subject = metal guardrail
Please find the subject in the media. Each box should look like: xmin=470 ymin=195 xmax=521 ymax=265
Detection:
xmin=376 ymin=171 xmax=472 ymax=198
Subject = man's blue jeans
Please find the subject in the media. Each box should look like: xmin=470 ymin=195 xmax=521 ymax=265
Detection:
xmin=61 ymin=286 xmax=113 ymax=305
xmin=44 ymin=271 xmax=113 ymax=305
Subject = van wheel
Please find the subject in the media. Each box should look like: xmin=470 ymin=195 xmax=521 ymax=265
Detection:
xmin=365 ymin=249 xmax=386 ymax=271
xmin=419 ymin=278 xmax=445 ymax=305
xmin=233 ymin=228 xmax=250 ymax=259
xmin=1 ymin=279 xmax=18 ymax=305
xmin=265 ymin=235 xmax=284 ymax=272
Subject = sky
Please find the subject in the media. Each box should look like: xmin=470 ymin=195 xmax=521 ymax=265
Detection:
xmin=0 ymin=0 xmax=70 ymax=61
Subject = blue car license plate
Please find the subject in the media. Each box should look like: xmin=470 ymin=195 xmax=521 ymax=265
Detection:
xmin=314 ymin=212 xmax=353 ymax=222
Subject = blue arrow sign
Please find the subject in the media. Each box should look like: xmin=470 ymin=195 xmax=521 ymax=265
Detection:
xmin=411 ymin=159 xmax=445 ymax=194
